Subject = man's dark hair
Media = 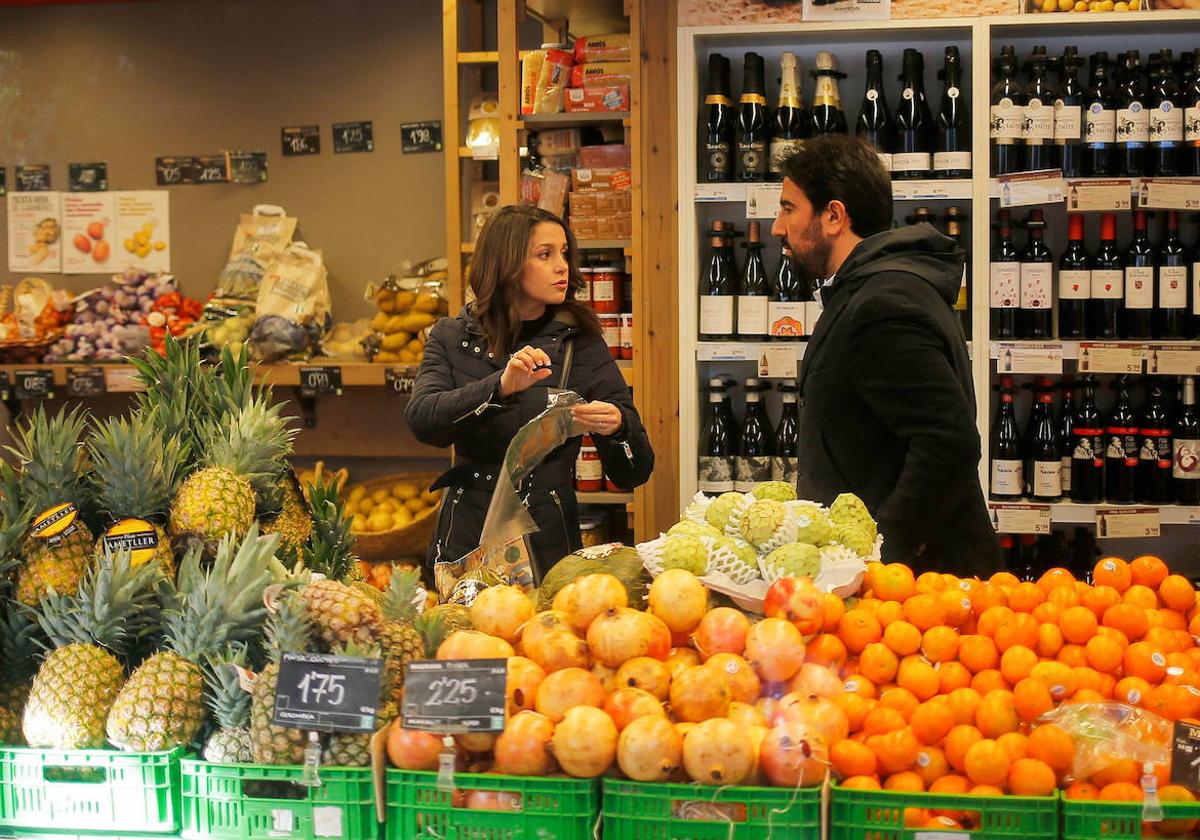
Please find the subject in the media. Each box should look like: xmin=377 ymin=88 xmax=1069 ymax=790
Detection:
xmin=778 ymin=136 xmax=894 ymax=238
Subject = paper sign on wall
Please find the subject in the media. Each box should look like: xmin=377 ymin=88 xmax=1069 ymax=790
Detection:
xmin=7 ymin=191 xmax=63 ymax=273
xmin=62 ymin=193 xmax=117 ymax=274
xmin=114 ymin=192 xmax=171 ymax=272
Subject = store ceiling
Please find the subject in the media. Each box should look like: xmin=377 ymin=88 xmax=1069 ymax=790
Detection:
xmin=526 ymin=0 xmax=628 ymax=37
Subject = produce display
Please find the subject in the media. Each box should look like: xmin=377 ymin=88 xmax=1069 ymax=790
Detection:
xmin=364 ymin=261 xmax=448 ymax=365
xmin=344 ymin=479 xmax=440 ymax=535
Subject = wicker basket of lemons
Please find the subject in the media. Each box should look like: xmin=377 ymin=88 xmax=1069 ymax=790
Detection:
xmin=343 ymin=472 xmax=443 ymax=561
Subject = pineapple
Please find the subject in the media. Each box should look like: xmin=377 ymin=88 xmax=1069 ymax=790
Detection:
xmin=375 ymin=567 xmax=427 ymax=704
xmin=0 ymin=462 xmax=38 ymax=724
xmin=260 ymin=472 xmax=313 ymax=562
xmin=302 ymin=473 xmax=357 ymax=582
xmin=88 ymin=410 xmax=186 ymax=580
xmin=105 ymin=526 xmax=285 ymax=752
xmin=129 ymin=336 xmax=221 ymax=471
xmin=250 ymin=593 xmax=315 ymax=765
xmin=322 ymin=640 xmax=382 ymax=768
xmin=296 ymin=579 xmax=383 ymax=649
xmin=201 ymin=645 xmax=254 ymax=764
xmin=23 ymin=548 xmax=164 ymax=749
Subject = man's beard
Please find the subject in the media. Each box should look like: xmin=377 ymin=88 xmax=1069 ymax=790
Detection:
xmin=783 ymin=217 xmax=832 ymax=285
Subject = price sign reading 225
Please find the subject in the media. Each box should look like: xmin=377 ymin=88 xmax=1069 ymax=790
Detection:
xmin=402 ymin=658 xmax=507 ymax=733
xmin=424 ymin=676 xmax=479 ymax=706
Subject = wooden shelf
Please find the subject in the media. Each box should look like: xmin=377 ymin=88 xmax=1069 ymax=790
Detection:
xmin=458 ymin=51 xmax=499 ymax=64
xmin=694 ymin=180 xmax=974 ymax=204
xmin=577 ymin=239 xmax=632 ymax=250
xmin=578 ymin=491 xmax=635 ymax=505
xmin=520 ymin=112 xmax=630 ymax=129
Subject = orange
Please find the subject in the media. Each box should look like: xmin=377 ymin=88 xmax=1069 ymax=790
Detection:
xmin=1056 ymin=644 xmax=1089 ymax=668
xmin=1113 ymin=675 xmax=1153 ymax=706
xmin=832 ymin=692 xmax=872 ymax=734
xmin=944 ymin=724 xmax=984 ymax=773
xmin=1000 ymin=645 xmax=1039 ymax=685
xmin=929 ymin=774 xmax=971 ymax=795
xmin=1037 ymin=567 xmax=1076 ymax=593
xmin=969 ymin=783 xmax=1004 ymax=796
xmin=1029 ymin=660 xmax=1077 ymax=701
xmin=1071 ymin=688 xmax=1105 ymax=703
xmin=923 ymin=816 xmax=963 ymax=830
xmin=1026 ymin=723 xmax=1074 ymax=772
xmin=976 ymin=605 xmax=1013 ymax=638
xmin=839 ymin=609 xmax=883 ymax=654
xmin=1124 ymin=640 xmax=1168 ymax=684
xmin=842 ymin=674 xmax=877 ymax=699
xmin=1157 ymin=785 xmax=1199 ymax=836
xmin=938 ymin=661 xmax=972 ymax=693
xmin=1008 ymin=582 xmax=1045 ymax=613
xmin=1013 ymin=677 xmax=1054 ymax=722
xmin=1060 ymin=605 xmax=1099 ymax=645
xmin=885 ymin=771 xmax=926 ymax=792
xmin=856 ymin=598 xmax=883 ymax=616
xmin=971 ymin=585 xmax=1009 ymax=616
xmin=976 ymin=690 xmax=1019 ymax=738
xmin=804 ymin=634 xmax=848 ymax=669
xmin=1036 ymin=623 xmax=1064 ymax=658
xmin=1093 ymin=557 xmax=1133 ymax=593
xmin=1131 ymin=555 xmax=1169 ymax=589
xmin=963 ymin=738 xmax=1011 ymax=786
xmin=1160 ymin=609 xmax=1190 ymax=631
xmin=897 ymin=657 xmax=940 ymax=701
xmin=945 ymin=687 xmax=982 ymax=726
xmin=994 ymin=612 xmax=1039 ymax=652
xmin=1064 ymin=781 xmax=1099 ymax=799
xmin=903 ymin=593 xmax=947 ymax=633
xmin=874 ymin=563 xmax=916 ymax=602
xmin=1147 ymin=683 xmax=1200 ymax=721
xmin=1161 ymin=575 xmax=1197 ymax=613
xmin=1091 ymin=758 xmax=1140 ymax=788
xmin=922 ymin=626 xmax=960 ymax=663
xmin=1008 ymin=758 xmax=1057 ymax=796
xmin=971 ymin=669 xmax=1010 ymax=695
xmin=875 ymin=600 xmax=905 ymax=628
xmin=1096 ymin=672 xmax=1117 ymax=698
xmin=1047 ymin=585 xmax=1081 ymax=609
xmin=959 ymin=635 xmax=999 ymax=674
xmin=1085 ymin=635 xmax=1124 ymax=674
xmin=902 ymin=807 xmax=930 ymax=828
xmin=1082 ymin=584 xmax=1122 ymax=618
xmin=916 ymin=571 xmax=947 ymax=593
xmin=1073 ymin=666 xmax=1104 ymax=694
xmin=997 ymin=731 xmax=1028 ymax=762
xmin=1097 ymin=781 xmax=1143 ymax=801
xmin=1032 ymin=601 xmax=1062 ymax=625
xmin=863 ymin=705 xmax=908 ymax=736
xmin=1123 ymin=584 xmax=1160 ymax=610
xmin=859 ymin=642 xmax=900 ymax=685
xmin=878 ymin=686 xmax=920 ymax=721
xmin=821 ymin=593 xmax=846 ymax=632
xmin=873 ymin=727 xmax=920 ymax=775
xmin=830 ymin=738 xmax=877 ymax=778
xmin=914 ymin=745 xmax=950 ymax=787
xmin=1104 ymin=603 xmax=1149 ymax=641
xmin=841 ymin=775 xmax=881 ymax=790
xmin=1147 ymin=626 xmax=1184 ymax=653
xmin=911 ymin=700 xmax=955 ymax=745
xmin=938 ymin=590 xmax=974 ymax=627
xmin=883 ymin=621 xmax=922 ymax=656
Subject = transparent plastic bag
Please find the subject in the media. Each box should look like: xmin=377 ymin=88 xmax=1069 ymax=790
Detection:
xmin=1038 ymin=702 xmax=1172 ymax=783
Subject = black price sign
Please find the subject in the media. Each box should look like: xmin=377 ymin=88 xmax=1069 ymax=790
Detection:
xmin=66 ymin=367 xmax=107 ymax=398
xmin=230 ymin=151 xmax=268 ymax=184
xmin=299 ymin=365 xmax=343 ymax=397
xmin=156 ymin=156 xmax=196 ymax=185
xmin=0 ymin=371 xmax=10 ymax=402
xmin=1171 ymin=720 xmax=1200 ymax=790
xmin=282 ymin=125 xmax=321 ymax=156
xmin=385 ymin=367 xmax=416 ymax=396
xmin=14 ymin=369 xmax=54 ymax=400
xmin=195 ymin=154 xmax=230 ymax=184
xmin=68 ymin=162 xmax=108 ymax=192
xmin=273 ymin=652 xmax=384 ymax=733
xmin=333 ymin=121 xmax=373 ymax=153
xmin=402 ymin=659 xmax=507 ymax=733
xmin=401 ymin=121 xmax=443 ymax=154
xmin=15 ymin=165 xmax=51 ymax=192
xmin=1 ymin=167 xmax=9 ymax=196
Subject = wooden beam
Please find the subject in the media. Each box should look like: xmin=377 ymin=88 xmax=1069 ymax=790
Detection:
xmin=442 ymin=0 xmax=464 ymax=313
xmin=497 ymin=0 xmax=522 ymax=205
xmin=457 ymin=51 xmax=499 ymax=63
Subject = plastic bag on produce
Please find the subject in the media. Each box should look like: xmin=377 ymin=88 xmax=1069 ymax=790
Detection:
xmin=363 ymin=261 xmax=447 ymax=365
xmin=247 ymin=242 xmax=331 ymax=363
xmin=214 ymin=204 xmax=297 ymax=301
xmin=0 ymin=277 xmax=72 ymax=342
xmin=466 ymin=94 xmax=501 ymax=154
xmin=1039 ymin=702 xmax=1172 ymax=783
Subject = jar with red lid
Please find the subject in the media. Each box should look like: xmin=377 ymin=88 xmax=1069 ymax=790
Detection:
xmin=591 ymin=266 xmax=621 ymax=313
xmin=598 ymin=314 xmax=620 ymax=358
xmin=618 ymin=313 xmax=633 ymax=360
xmin=575 ymin=435 xmax=603 ymax=492
xmin=575 ymin=267 xmax=593 ymax=306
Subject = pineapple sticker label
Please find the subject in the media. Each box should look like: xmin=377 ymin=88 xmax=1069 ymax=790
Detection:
xmin=273 ymin=652 xmax=383 ymax=733
xmin=101 ymin=519 xmax=160 ymax=566
xmin=30 ymin=502 xmax=81 ymax=547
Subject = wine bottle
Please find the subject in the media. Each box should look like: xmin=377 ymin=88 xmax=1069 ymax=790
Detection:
xmin=1055 ymin=47 xmax=1084 ymax=179
xmin=699 ymin=221 xmax=736 ymax=341
xmin=1175 ymin=376 xmax=1200 ymax=504
xmin=1031 ymin=379 xmax=1062 ymax=502
xmin=990 ymin=208 xmax=1020 ymax=340
xmin=1116 ymin=51 xmax=1150 ymax=178
xmin=1139 ymin=380 xmax=1173 ymax=505
xmin=1059 ymin=378 xmax=1075 ymax=499
xmin=1090 ymin=212 xmax=1123 ymax=340
xmin=991 ymin=376 xmax=1024 ymax=501
xmin=1084 ymin=52 xmax=1116 ymax=178
xmin=702 ymin=55 xmax=735 ymax=183
xmin=1123 ymin=209 xmax=1156 ymax=340
xmin=1149 ymin=49 xmax=1184 ymax=177
xmin=699 ymin=378 xmax=736 ymax=496
xmin=736 ymin=52 xmax=769 ymax=182
xmin=769 ymin=52 xmax=809 ymax=182
xmin=1020 ymin=209 xmax=1053 ymax=340
xmin=893 ymin=48 xmax=934 ymax=180
xmin=772 ymin=381 xmax=799 ymax=486
xmin=810 ymin=51 xmax=848 ymax=136
xmin=1157 ymin=210 xmax=1189 ymax=339
xmin=945 ymin=206 xmax=970 ymax=338
xmin=990 ymin=46 xmax=1026 ymax=176
xmin=737 ymin=221 xmax=770 ymax=340
xmin=1023 ymin=46 xmax=1058 ymax=172
xmin=1072 ymin=375 xmax=1106 ymax=504
xmin=1059 ymin=213 xmax=1090 ymax=340
xmin=1106 ymin=375 xmax=1139 ymax=504
xmin=935 ymin=46 xmax=971 ymax=178
xmin=856 ymin=49 xmax=894 ymax=171
xmin=769 ymin=245 xmax=806 ymax=341
xmin=1185 ymin=51 xmax=1200 ymax=176
xmin=735 ymin=378 xmax=774 ymax=492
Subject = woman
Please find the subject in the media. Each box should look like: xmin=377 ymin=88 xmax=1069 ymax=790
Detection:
xmin=406 ymin=205 xmax=654 ymax=580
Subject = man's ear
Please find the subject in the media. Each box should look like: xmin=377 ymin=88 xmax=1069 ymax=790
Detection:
xmin=825 ymin=199 xmax=852 ymax=237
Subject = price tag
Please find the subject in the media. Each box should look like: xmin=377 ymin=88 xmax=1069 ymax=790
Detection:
xmin=15 ymin=165 xmax=51 ymax=192
xmin=1096 ymin=507 xmax=1161 ymax=539
xmin=989 ymin=503 xmax=1051 ymax=535
xmin=155 ymin=156 xmax=196 ymax=186
xmin=746 ymin=184 xmax=783 ymax=219
xmin=229 ymin=151 xmax=268 ymax=184
xmin=333 ymin=121 xmax=374 ymax=153
xmin=694 ymin=184 xmax=741 ymax=202
xmin=68 ymin=162 xmax=107 ymax=192
xmin=66 ymin=367 xmax=107 ymax=397
xmin=0 ymin=167 xmax=6 ymax=196
xmin=0 ymin=371 xmax=11 ymax=401
xmin=998 ymin=170 xmax=1065 ymax=207
xmin=300 ymin=365 xmax=343 ymax=397
xmin=892 ymin=180 xmax=965 ymax=201
xmin=1065 ymin=179 xmax=1133 ymax=212
xmin=758 ymin=345 xmax=798 ymax=379
xmin=402 ymin=659 xmax=508 ymax=733
xmin=1146 ymin=345 xmax=1200 ymax=376
xmin=698 ymin=342 xmax=756 ymax=361
xmin=1170 ymin=720 xmax=1200 ymax=790
xmin=1078 ymin=342 xmax=1145 ymax=374
xmin=281 ymin=125 xmax=321 ymax=157
xmin=13 ymin=369 xmax=53 ymax=400
xmin=104 ymin=366 xmax=143 ymax=393
xmin=273 ymin=652 xmax=384 ymax=733
xmin=993 ymin=342 xmax=1064 ymax=375
xmin=194 ymin=154 xmax=230 ymax=184
xmin=1138 ymin=178 xmax=1200 ymax=211
xmin=401 ymin=121 xmax=443 ymax=154
xmin=385 ymin=367 xmax=416 ymax=396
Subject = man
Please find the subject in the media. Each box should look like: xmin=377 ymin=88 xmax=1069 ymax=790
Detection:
xmin=771 ymin=135 xmax=999 ymax=575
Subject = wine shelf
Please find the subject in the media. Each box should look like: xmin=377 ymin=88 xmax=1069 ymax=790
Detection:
xmin=694 ymin=179 xmax=974 ymax=205
xmin=987 ymin=176 xmax=1200 ymax=201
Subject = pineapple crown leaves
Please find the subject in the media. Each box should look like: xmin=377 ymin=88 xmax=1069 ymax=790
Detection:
xmin=263 ymin=591 xmax=315 ymax=663
xmin=86 ymin=409 xmax=188 ymax=524
xmin=199 ymin=395 xmax=297 ymax=499
xmin=380 ymin=566 xmax=422 ymax=625
xmin=130 ymin=336 xmax=214 ymax=466
xmin=331 ymin=639 xmax=383 ymax=660
xmin=210 ymin=343 xmax=257 ymax=419
xmin=202 ymin=643 xmax=253 ymax=729
xmin=0 ymin=601 xmax=44 ymax=684
xmin=0 ymin=461 xmax=34 ymax=594
xmin=6 ymin=405 xmax=91 ymax=514
xmin=301 ymin=473 xmax=357 ymax=581
xmin=413 ymin=611 xmax=448 ymax=659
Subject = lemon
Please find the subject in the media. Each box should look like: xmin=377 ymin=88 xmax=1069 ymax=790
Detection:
xmin=350 ymin=514 xmax=369 ymax=532
xmin=1098 ymin=0 xmax=1114 ymax=8
xmin=371 ymin=488 xmax=391 ymax=505
xmin=375 ymin=499 xmax=398 ymax=515
xmin=421 ymin=489 xmax=441 ymax=507
xmin=1041 ymin=0 xmax=1057 ymax=10
xmin=391 ymin=482 xmax=419 ymax=501
xmin=367 ymin=512 xmax=393 ymax=532
xmin=1075 ymin=1 xmax=1088 ymax=9
xmin=349 ymin=485 xmax=367 ymax=502
xmin=404 ymin=498 xmax=427 ymax=514
xmin=1058 ymin=0 xmax=1074 ymax=10
xmin=392 ymin=511 xmax=414 ymax=530
xmin=343 ymin=500 xmax=359 ymax=517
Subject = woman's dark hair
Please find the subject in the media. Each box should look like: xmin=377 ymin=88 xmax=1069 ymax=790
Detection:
xmin=467 ymin=205 xmax=600 ymax=356
xmin=777 ymin=135 xmax=893 ymax=237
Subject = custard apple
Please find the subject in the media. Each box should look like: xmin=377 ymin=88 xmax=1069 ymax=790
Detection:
xmin=661 ymin=534 xmax=708 ymax=575
xmin=751 ymin=481 xmax=797 ymax=502
xmin=705 ymin=492 xmax=745 ymax=533
xmin=738 ymin=499 xmax=788 ymax=548
xmin=794 ymin=512 xmax=835 ymax=547
xmin=834 ymin=523 xmax=875 ymax=557
xmin=712 ymin=536 xmax=759 ymax=576
xmin=830 ymin=493 xmax=877 ymax=541
xmin=762 ymin=543 xmax=822 ymax=580
xmin=668 ymin=520 xmax=724 ymax=540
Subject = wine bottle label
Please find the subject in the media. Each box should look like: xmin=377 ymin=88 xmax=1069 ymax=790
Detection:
xmin=1160 ymin=266 xmax=1188 ymax=309
xmin=737 ymin=140 xmax=767 ymax=174
xmin=1107 ymin=429 xmax=1140 ymax=465
xmin=1023 ymin=99 xmax=1056 ymax=141
xmin=1187 ymin=107 xmax=1200 ymax=142
xmin=805 ymin=301 xmax=823 ymax=332
xmin=769 ymin=138 xmax=804 ymax=173
xmin=876 ymin=152 xmax=894 ymax=170
xmin=771 ymin=455 xmax=799 ymax=487
xmin=574 ymin=284 xmax=591 ymax=303
xmin=1174 ymin=439 xmax=1200 ymax=480
xmin=737 ymin=295 xmax=770 ymax=336
xmin=1020 ymin=263 xmax=1053 ymax=310
xmin=1060 ymin=456 xmax=1073 ymax=493
xmin=1085 ymin=105 xmax=1117 ymax=144
xmin=705 ymin=95 xmax=732 ymax=106
xmin=1140 ymin=430 xmax=1173 ymax=470
xmin=1193 ymin=262 xmax=1200 ymax=315
xmin=698 ymin=457 xmax=735 ymax=494
xmin=990 ymin=459 xmax=1024 ymax=495
xmin=575 ymin=458 xmax=604 ymax=481
xmin=1033 ymin=460 xmax=1062 ymax=497
xmin=1073 ymin=429 xmax=1105 ymax=464
xmin=734 ymin=456 xmax=772 ymax=492
xmin=1091 ymin=268 xmax=1124 ymax=300
xmin=990 ymin=262 xmax=1020 ymax=308
xmin=1150 ymin=102 xmax=1184 ymax=144
xmin=1054 ymin=102 xmax=1082 ymax=140
xmin=592 ymin=279 xmax=615 ymax=302
xmin=1117 ymin=104 xmax=1150 ymax=144
xmin=1124 ymin=266 xmax=1154 ymax=309
xmin=705 ymin=142 xmax=731 ymax=175
xmin=699 ymin=296 xmax=734 ymax=335
xmin=892 ymin=152 xmax=932 ymax=172
xmin=934 ymin=151 xmax=971 ymax=172
xmin=768 ymin=301 xmax=806 ymax=338
xmin=1059 ymin=269 xmax=1091 ymax=300
xmin=990 ymin=100 xmax=1025 ymax=141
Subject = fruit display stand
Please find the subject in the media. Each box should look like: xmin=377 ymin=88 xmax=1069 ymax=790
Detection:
xmin=1061 ymin=795 xmax=1200 ymax=839
xmin=828 ymin=785 xmax=1059 ymax=839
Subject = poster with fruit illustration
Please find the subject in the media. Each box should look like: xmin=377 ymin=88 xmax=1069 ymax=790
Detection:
xmin=114 ymin=191 xmax=170 ymax=273
xmin=7 ymin=191 xmax=62 ymax=273
xmin=62 ymin=193 xmax=116 ymax=274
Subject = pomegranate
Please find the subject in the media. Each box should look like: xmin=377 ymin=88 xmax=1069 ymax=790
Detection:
xmin=702 ymin=653 xmax=762 ymax=703
xmin=759 ymin=722 xmax=828 ymax=787
xmin=787 ymin=663 xmax=843 ymax=699
xmin=763 ymin=577 xmax=824 ymax=636
xmin=745 ymin=724 xmax=769 ymax=785
xmin=644 ymin=613 xmax=672 ymax=660
xmin=587 ymin=608 xmax=658 ymax=667
xmin=469 ymin=585 xmax=535 ymax=643
xmin=493 ymin=711 xmax=555 ymax=776
xmin=682 ymin=718 xmax=755 ymax=785
xmin=506 ymin=656 xmax=546 ymax=715
xmin=692 ymin=607 xmax=751 ymax=660
xmin=436 ymin=630 xmax=515 ymax=661
xmin=675 ymin=721 xmax=697 ymax=739
xmin=648 ymin=569 xmax=709 ymax=634
xmin=464 ymin=791 xmax=523 ymax=811
xmin=523 ymin=628 xmax=590 ymax=673
xmin=615 ymin=656 xmax=672 ymax=700
xmin=665 ymin=647 xmax=702 ymax=680
xmin=669 ymin=665 xmax=731 ymax=722
xmin=744 ymin=618 xmax=806 ymax=683
xmin=777 ymin=693 xmax=848 ymax=748
xmin=550 ymin=706 xmax=618 ymax=777
xmin=727 ymin=700 xmax=767 ymax=729
xmin=603 ymin=687 xmax=666 ymax=731
xmin=534 ymin=667 xmax=605 ymax=723
xmin=617 ymin=715 xmax=682 ymax=782
xmin=385 ymin=722 xmax=444 ymax=770
xmin=521 ymin=610 xmax=577 ymax=652
xmin=456 ymin=732 xmax=498 ymax=754
xmin=592 ymin=661 xmax=619 ymax=693
xmin=564 ymin=574 xmax=628 ymax=631
xmin=552 ymin=582 xmax=576 ymax=613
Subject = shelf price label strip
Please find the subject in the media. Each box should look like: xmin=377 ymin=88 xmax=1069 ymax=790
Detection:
xmin=994 ymin=342 xmax=1064 ymax=375
xmin=1077 ymin=342 xmax=1145 ymax=374
xmin=1096 ymin=507 xmax=1161 ymax=539
xmin=988 ymin=503 xmax=1051 ymax=535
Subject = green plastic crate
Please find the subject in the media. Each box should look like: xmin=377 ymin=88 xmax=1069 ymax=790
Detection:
xmin=1062 ymin=796 xmax=1200 ymax=839
xmin=180 ymin=760 xmax=377 ymax=840
xmin=0 ymin=832 xmax=178 ymax=839
xmin=386 ymin=769 xmax=598 ymax=840
xmin=602 ymin=779 xmax=821 ymax=840
xmin=0 ymin=747 xmax=185 ymax=834
xmin=828 ymin=785 xmax=1058 ymax=840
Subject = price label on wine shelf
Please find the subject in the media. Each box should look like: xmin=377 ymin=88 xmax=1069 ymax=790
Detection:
xmin=698 ymin=343 xmax=757 ymax=362
xmin=758 ymin=345 xmax=798 ymax=379
xmin=1077 ymin=342 xmax=1145 ymax=374
xmin=746 ymin=184 xmax=783 ymax=219
xmin=402 ymin=659 xmax=508 ymax=733
xmin=13 ymin=369 xmax=53 ymax=400
xmin=997 ymin=170 xmax=1065 ymax=208
xmin=272 ymin=652 xmax=384 ymax=733
xmin=1138 ymin=178 xmax=1200 ymax=211
xmin=299 ymin=366 xmax=343 ymax=397
xmin=694 ymin=184 xmax=742 ymax=203
xmin=332 ymin=121 xmax=374 ymax=154
xmin=1146 ymin=345 xmax=1200 ymax=376
xmin=989 ymin=503 xmax=1051 ymax=535
xmin=1065 ymin=179 xmax=1133 ymax=213
xmin=1096 ymin=507 xmax=1161 ymax=539
xmin=993 ymin=342 xmax=1063 ymax=375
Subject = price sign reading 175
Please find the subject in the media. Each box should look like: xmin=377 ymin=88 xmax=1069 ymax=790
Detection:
xmin=296 ymin=671 xmax=347 ymax=706
xmin=273 ymin=652 xmax=383 ymax=733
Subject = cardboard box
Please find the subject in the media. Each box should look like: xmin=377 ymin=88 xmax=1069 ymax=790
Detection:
xmin=571 ymin=167 xmax=632 ymax=192
xmin=571 ymin=214 xmax=599 ymax=240
xmin=596 ymin=211 xmax=631 ymax=240
xmin=569 ymin=192 xmax=599 ymax=216
xmin=564 ymin=85 xmax=630 ymax=113
xmin=595 ymin=191 xmax=632 ymax=215
xmin=580 ymin=143 xmax=632 ymax=168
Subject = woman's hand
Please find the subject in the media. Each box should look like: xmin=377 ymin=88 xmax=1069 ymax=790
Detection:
xmin=498 ymin=345 xmax=553 ymax=397
xmin=573 ymin=400 xmax=624 ymax=437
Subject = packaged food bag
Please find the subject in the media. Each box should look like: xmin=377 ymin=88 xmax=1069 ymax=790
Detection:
xmin=247 ymin=242 xmax=331 ymax=363
xmin=213 ymin=204 xmax=297 ymax=302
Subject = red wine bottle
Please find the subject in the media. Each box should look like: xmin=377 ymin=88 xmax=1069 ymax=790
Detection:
xmin=1023 ymin=46 xmax=1058 ymax=172
xmin=1059 ymin=378 xmax=1076 ymax=499
xmin=1031 ymin=378 xmax=1062 ymax=502
xmin=991 ymin=208 xmax=1020 ymax=340
xmin=699 ymin=221 xmax=737 ymax=341
xmin=1156 ymin=210 xmax=1189 ymax=339
xmin=1174 ymin=376 xmax=1200 ymax=505
xmin=771 ymin=381 xmax=799 ymax=485
xmin=737 ymin=221 xmax=769 ymax=340
xmin=1059 ymin=213 xmax=1089 ymax=339
xmin=1020 ymin=209 xmax=1053 ymax=340
xmin=699 ymin=378 xmax=736 ymax=496
xmin=1122 ymin=209 xmax=1156 ymax=340
xmin=1138 ymin=380 xmax=1173 ymax=505
xmin=1185 ymin=51 xmax=1200 ymax=176
xmin=990 ymin=46 xmax=1026 ymax=176
xmin=1090 ymin=212 xmax=1123 ymax=340
xmin=991 ymin=376 xmax=1024 ymax=501
xmin=1071 ymin=375 xmax=1106 ymax=504
xmin=1055 ymin=47 xmax=1085 ymax=178
xmin=1084 ymin=52 xmax=1117 ymax=177
xmin=1116 ymin=51 xmax=1150 ymax=178
xmin=1149 ymin=48 xmax=1184 ymax=177
xmin=1105 ymin=375 xmax=1139 ymax=504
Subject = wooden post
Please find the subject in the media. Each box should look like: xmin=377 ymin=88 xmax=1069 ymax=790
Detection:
xmin=497 ymin=0 xmax=521 ymax=205
xmin=442 ymin=0 xmax=463 ymax=311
